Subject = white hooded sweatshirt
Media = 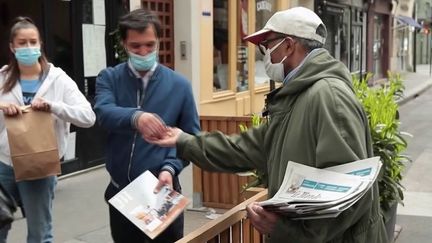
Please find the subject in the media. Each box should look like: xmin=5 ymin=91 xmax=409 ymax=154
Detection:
xmin=0 ymin=63 xmax=96 ymax=166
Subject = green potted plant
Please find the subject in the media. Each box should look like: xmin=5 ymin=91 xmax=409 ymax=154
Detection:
xmin=353 ymin=72 xmax=411 ymax=241
xmin=109 ymin=28 xmax=128 ymax=63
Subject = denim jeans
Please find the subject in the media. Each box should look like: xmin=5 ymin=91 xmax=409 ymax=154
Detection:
xmin=0 ymin=162 xmax=56 ymax=243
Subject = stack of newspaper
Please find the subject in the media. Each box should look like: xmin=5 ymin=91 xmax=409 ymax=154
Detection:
xmin=259 ymin=157 xmax=382 ymax=220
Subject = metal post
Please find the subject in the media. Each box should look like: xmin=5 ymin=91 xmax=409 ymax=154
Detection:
xmin=413 ymin=2 xmax=417 ymax=73
xmin=430 ymin=6 xmax=432 ymax=76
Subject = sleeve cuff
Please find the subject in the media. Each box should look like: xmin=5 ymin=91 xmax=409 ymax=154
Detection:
xmin=48 ymin=101 xmax=61 ymax=114
xmin=161 ymin=165 xmax=176 ymax=177
xmin=176 ymin=132 xmax=194 ymax=157
xmin=131 ymin=111 xmax=144 ymax=129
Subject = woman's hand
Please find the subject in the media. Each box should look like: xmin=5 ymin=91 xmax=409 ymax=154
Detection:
xmin=0 ymin=103 xmax=22 ymax=116
xmin=31 ymin=97 xmax=51 ymax=112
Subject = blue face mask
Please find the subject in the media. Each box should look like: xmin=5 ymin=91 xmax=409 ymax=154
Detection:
xmin=128 ymin=50 xmax=158 ymax=71
xmin=14 ymin=47 xmax=41 ymax=66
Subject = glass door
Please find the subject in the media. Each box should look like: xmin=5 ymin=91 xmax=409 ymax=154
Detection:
xmin=373 ymin=14 xmax=383 ymax=78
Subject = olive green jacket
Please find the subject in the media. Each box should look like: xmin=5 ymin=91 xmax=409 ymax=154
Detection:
xmin=177 ymin=49 xmax=388 ymax=243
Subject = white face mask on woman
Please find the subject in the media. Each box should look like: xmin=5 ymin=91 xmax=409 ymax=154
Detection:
xmin=263 ymin=38 xmax=287 ymax=82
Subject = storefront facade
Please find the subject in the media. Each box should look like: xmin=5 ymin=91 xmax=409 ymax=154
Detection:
xmin=3 ymin=0 xmax=411 ymax=207
xmin=198 ymin=0 xmax=299 ymax=117
xmin=316 ymin=0 xmax=367 ymax=77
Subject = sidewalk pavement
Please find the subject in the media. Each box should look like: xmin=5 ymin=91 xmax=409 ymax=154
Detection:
xmin=393 ymin=65 xmax=432 ymax=243
xmin=8 ymin=167 xmax=215 ymax=243
xmin=7 ymin=65 xmax=432 ymax=243
xmin=396 ymin=65 xmax=432 ymax=105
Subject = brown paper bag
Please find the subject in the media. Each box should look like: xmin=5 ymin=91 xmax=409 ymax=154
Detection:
xmin=4 ymin=109 xmax=60 ymax=181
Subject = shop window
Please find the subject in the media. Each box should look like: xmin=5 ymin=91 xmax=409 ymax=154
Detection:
xmin=323 ymin=7 xmax=350 ymax=67
xmin=213 ymin=0 xmax=229 ymax=91
xmin=350 ymin=9 xmax=363 ymax=73
xmin=236 ymin=0 xmax=249 ymax=92
xmin=321 ymin=6 xmax=350 ymax=69
xmin=82 ymin=0 xmax=93 ymax=24
xmin=213 ymin=0 xmax=252 ymax=93
xmin=340 ymin=9 xmax=350 ymax=67
xmin=254 ymin=0 xmax=276 ymax=86
xmin=350 ymin=25 xmax=362 ymax=72
xmin=213 ymin=0 xmax=279 ymax=93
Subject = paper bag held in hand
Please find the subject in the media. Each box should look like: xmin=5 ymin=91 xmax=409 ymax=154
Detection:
xmin=4 ymin=109 xmax=60 ymax=181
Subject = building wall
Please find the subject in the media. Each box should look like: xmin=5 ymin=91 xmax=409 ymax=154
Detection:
xmin=173 ymin=0 xmax=202 ymax=207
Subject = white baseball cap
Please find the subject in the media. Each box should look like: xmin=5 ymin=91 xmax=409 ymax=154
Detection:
xmin=244 ymin=7 xmax=327 ymax=45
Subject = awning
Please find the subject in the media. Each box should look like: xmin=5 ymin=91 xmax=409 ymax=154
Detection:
xmin=396 ymin=16 xmax=422 ymax=29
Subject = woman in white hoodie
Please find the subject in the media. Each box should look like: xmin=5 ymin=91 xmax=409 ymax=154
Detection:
xmin=0 ymin=17 xmax=95 ymax=243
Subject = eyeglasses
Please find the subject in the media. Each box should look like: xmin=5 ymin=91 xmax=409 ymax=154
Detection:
xmin=258 ymin=36 xmax=287 ymax=55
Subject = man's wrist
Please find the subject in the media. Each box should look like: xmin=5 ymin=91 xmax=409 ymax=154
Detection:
xmin=131 ymin=111 xmax=144 ymax=129
xmin=160 ymin=165 xmax=176 ymax=177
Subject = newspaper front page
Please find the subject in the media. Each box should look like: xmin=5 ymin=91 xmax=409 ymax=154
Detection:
xmin=259 ymin=157 xmax=382 ymax=219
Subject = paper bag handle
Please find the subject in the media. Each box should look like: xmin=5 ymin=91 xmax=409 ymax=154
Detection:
xmin=0 ymin=104 xmax=31 ymax=113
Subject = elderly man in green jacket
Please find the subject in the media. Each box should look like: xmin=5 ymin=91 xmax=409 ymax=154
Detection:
xmin=147 ymin=7 xmax=388 ymax=243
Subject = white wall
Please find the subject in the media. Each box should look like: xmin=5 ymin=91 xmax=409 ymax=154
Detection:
xmin=174 ymin=0 xmax=201 ymax=208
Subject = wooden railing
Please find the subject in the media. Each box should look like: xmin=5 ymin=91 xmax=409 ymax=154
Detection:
xmin=177 ymin=189 xmax=268 ymax=243
xmin=195 ymin=116 xmax=254 ymax=209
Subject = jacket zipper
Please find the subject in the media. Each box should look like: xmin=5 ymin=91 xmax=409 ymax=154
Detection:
xmin=127 ymin=86 xmax=144 ymax=182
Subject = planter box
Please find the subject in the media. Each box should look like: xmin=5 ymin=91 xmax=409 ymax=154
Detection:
xmin=194 ymin=116 xmax=254 ymax=209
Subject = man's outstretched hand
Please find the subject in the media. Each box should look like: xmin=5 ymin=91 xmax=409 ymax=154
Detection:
xmin=145 ymin=127 xmax=183 ymax=147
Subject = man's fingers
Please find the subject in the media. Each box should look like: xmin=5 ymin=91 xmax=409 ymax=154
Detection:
xmin=152 ymin=113 xmax=166 ymax=126
xmin=246 ymin=207 xmax=267 ymax=233
xmin=154 ymin=180 xmax=165 ymax=194
xmin=141 ymin=122 xmax=166 ymax=138
xmin=246 ymin=203 xmax=277 ymax=234
xmin=246 ymin=203 xmax=260 ymax=220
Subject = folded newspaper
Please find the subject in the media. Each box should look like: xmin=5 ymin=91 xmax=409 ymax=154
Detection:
xmin=108 ymin=171 xmax=189 ymax=239
xmin=259 ymin=157 xmax=382 ymax=220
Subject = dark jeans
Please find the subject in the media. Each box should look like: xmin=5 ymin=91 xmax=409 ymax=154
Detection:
xmin=104 ymin=178 xmax=184 ymax=243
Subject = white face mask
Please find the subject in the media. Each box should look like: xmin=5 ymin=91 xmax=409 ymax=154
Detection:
xmin=263 ymin=38 xmax=287 ymax=82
